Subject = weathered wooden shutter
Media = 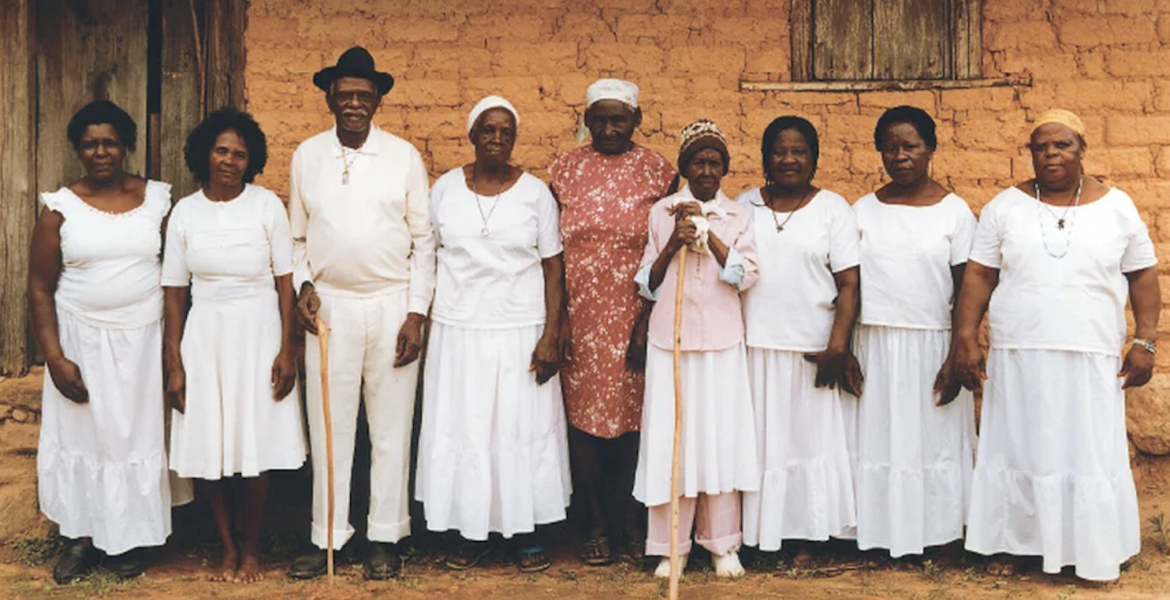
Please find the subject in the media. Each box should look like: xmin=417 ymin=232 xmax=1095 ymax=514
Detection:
xmin=814 ymin=0 xmax=874 ymax=81
xmin=793 ymin=0 xmax=982 ymax=82
xmin=873 ymin=0 xmax=948 ymax=80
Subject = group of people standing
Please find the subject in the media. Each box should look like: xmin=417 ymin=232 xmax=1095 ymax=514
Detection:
xmin=30 ymin=45 xmax=1158 ymax=587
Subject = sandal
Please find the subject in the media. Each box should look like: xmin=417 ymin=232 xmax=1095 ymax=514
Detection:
xmin=517 ymin=546 xmax=551 ymax=573
xmin=445 ymin=541 xmax=490 ymax=571
xmin=986 ymin=556 xmax=1017 ymax=578
xmin=624 ymin=539 xmax=646 ymax=563
xmin=581 ymin=536 xmax=614 ymax=566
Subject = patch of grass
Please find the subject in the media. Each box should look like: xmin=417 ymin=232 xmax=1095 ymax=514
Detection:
xmin=401 ymin=543 xmax=423 ymax=564
xmin=960 ymin=566 xmax=982 ymax=584
xmin=1055 ymin=584 xmax=1078 ymax=600
xmin=921 ymin=559 xmax=946 ymax=583
xmin=1148 ymin=513 xmax=1170 ymax=554
xmin=10 ymin=531 xmax=65 ymax=567
xmin=783 ymin=566 xmax=811 ymax=579
xmin=63 ymin=569 xmax=144 ymax=598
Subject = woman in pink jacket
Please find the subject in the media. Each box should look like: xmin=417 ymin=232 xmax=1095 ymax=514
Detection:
xmin=632 ymin=119 xmax=760 ymax=579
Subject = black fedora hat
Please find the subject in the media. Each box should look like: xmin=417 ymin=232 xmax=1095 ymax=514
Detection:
xmin=313 ymin=46 xmax=395 ymax=95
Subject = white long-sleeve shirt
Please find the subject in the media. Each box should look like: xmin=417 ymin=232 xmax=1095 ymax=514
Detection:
xmin=289 ymin=125 xmax=435 ymax=314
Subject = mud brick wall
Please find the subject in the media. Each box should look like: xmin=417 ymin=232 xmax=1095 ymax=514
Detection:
xmin=244 ymin=0 xmax=1170 ymax=371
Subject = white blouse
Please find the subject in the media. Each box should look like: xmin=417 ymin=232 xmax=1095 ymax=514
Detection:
xmin=970 ymin=186 xmax=1157 ymax=356
xmin=430 ymin=169 xmax=563 ymax=328
xmin=737 ymin=188 xmax=860 ymax=352
xmin=854 ymin=192 xmax=976 ymax=330
xmin=41 ymin=180 xmax=172 ymax=328
xmin=162 ymin=185 xmax=293 ymax=295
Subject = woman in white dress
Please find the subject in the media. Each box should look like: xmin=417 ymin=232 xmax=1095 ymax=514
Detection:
xmin=851 ymin=105 xmax=977 ymax=560
xmin=736 ymin=116 xmax=861 ymax=565
xmin=29 ymin=101 xmax=174 ymax=583
xmin=955 ymin=109 xmax=1160 ymax=581
xmin=163 ymin=108 xmax=305 ymax=583
xmin=633 ymin=119 xmax=760 ymax=579
xmin=415 ymin=96 xmax=570 ymax=573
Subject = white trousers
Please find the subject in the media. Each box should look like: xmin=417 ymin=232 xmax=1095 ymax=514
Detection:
xmin=305 ymin=290 xmax=419 ymax=550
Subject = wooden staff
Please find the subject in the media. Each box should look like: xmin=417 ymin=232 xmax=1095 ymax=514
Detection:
xmin=316 ymin=315 xmax=336 ymax=585
xmin=669 ymin=246 xmax=688 ymax=600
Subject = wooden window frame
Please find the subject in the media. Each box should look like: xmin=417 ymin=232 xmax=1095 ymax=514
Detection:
xmin=790 ymin=0 xmax=983 ymax=83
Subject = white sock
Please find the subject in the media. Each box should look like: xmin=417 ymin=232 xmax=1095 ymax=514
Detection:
xmin=713 ymin=549 xmax=745 ymax=578
xmin=653 ymin=554 xmax=689 ymax=578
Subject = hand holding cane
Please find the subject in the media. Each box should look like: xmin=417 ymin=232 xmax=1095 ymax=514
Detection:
xmin=315 ymin=315 xmax=336 ymax=585
xmin=669 ymin=245 xmax=688 ymax=600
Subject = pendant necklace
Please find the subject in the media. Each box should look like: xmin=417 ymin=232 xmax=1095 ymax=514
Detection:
xmin=1036 ymin=177 xmax=1081 ymax=230
xmin=765 ymin=187 xmax=813 ymax=232
xmin=472 ymin=175 xmax=503 ymax=236
xmin=1035 ymin=177 xmax=1083 ymax=259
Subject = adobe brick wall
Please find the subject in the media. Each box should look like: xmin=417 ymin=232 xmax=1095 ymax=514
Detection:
xmin=244 ymin=0 xmax=1170 ymax=367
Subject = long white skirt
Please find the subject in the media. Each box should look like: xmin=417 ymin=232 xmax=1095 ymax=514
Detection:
xmin=169 ymin=289 xmax=306 ymax=479
xmin=965 ymin=349 xmax=1140 ymax=581
xmin=416 ymin=322 xmax=571 ymax=541
xmin=633 ymin=344 xmax=759 ymax=508
xmin=742 ymin=347 xmax=856 ymax=550
xmin=37 ymin=309 xmax=172 ymax=555
xmin=852 ymin=325 xmax=976 ymax=557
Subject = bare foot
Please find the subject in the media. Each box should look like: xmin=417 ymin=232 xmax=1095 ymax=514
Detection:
xmin=237 ymin=551 xmax=264 ymax=584
xmin=210 ymin=545 xmax=238 ymax=582
xmin=793 ymin=547 xmax=814 ymax=568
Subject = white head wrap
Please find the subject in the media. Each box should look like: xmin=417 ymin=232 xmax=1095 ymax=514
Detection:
xmin=586 ymin=79 xmax=639 ymax=109
xmin=467 ymin=95 xmax=519 ymax=135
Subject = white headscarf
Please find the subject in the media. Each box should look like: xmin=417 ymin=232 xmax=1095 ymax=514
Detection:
xmin=586 ymin=78 xmax=639 ymax=109
xmin=467 ymin=95 xmax=519 ymax=135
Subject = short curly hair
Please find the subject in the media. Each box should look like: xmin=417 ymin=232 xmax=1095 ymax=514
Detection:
xmin=184 ymin=108 xmax=268 ymax=184
xmin=67 ymin=100 xmax=138 ymax=152
xmin=874 ymin=105 xmax=938 ymax=152
xmin=761 ymin=115 xmax=820 ymax=180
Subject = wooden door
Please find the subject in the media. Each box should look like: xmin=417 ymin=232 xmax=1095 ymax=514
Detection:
xmin=36 ymin=0 xmax=150 ymax=193
xmin=0 ymin=0 xmax=245 ymax=374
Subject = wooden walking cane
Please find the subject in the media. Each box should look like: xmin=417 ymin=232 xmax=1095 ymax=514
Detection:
xmin=669 ymin=245 xmax=688 ymax=600
xmin=316 ymin=315 xmax=336 ymax=585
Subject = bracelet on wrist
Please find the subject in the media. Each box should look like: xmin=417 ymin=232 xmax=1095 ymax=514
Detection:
xmin=1132 ymin=338 xmax=1157 ymax=354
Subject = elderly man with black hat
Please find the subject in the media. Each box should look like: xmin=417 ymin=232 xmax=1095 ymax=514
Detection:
xmin=287 ymin=46 xmax=434 ymax=580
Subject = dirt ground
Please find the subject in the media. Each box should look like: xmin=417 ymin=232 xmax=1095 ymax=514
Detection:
xmin=5 ymin=371 xmax=1170 ymax=600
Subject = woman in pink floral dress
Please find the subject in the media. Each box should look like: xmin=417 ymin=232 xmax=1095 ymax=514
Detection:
xmin=549 ymin=79 xmax=676 ymax=565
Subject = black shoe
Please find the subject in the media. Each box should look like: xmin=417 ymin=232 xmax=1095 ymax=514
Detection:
xmin=287 ymin=549 xmax=328 ymax=580
xmin=104 ymin=548 xmax=146 ymax=580
xmin=52 ymin=541 xmax=95 ymax=584
xmin=365 ymin=542 xmax=401 ymax=580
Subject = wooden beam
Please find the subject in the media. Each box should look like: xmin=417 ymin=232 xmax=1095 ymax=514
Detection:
xmin=205 ymin=0 xmax=247 ymax=112
xmin=0 ymin=0 xmax=36 ymax=376
xmin=739 ymin=74 xmax=1030 ymax=92
xmin=160 ymin=0 xmax=204 ymax=200
xmin=954 ymin=0 xmax=983 ymax=79
xmin=790 ymin=0 xmax=813 ymax=83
